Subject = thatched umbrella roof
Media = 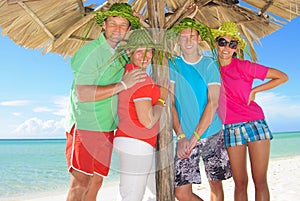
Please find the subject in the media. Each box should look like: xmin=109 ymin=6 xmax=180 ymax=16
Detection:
xmin=0 ymin=0 xmax=299 ymax=59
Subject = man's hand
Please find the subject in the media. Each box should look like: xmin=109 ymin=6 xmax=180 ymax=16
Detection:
xmin=188 ymin=135 xmax=198 ymax=152
xmin=159 ymin=78 xmax=170 ymax=101
xmin=122 ymin=69 xmax=146 ymax=89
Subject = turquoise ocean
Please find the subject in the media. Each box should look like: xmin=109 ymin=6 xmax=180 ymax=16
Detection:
xmin=1 ymin=132 xmax=299 ymax=199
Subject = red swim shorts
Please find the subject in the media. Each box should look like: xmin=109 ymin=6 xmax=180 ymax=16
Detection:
xmin=65 ymin=126 xmax=114 ymax=176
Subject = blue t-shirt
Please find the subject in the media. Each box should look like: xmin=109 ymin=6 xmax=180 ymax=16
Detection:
xmin=169 ymin=55 xmax=222 ymax=139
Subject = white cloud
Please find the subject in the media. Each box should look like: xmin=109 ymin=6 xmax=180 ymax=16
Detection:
xmin=33 ymin=96 xmax=69 ymax=117
xmin=33 ymin=107 xmax=53 ymax=112
xmin=256 ymin=92 xmax=300 ymax=132
xmin=256 ymin=92 xmax=300 ymax=118
xmin=0 ymin=100 xmax=31 ymax=106
xmin=12 ymin=112 xmax=22 ymax=116
xmin=13 ymin=117 xmax=65 ymax=138
xmin=0 ymin=96 xmax=69 ymax=138
xmin=52 ymin=96 xmax=69 ymax=116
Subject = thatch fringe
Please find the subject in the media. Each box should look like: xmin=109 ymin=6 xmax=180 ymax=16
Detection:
xmin=0 ymin=0 xmax=299 ymax=58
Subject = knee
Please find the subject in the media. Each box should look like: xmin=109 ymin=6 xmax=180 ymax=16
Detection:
xmin=175 ymin=192 xmax=186 ymax=201
xmin=70 ymin=171 xmax=90 ymax=190
xmin=234 ymin=176 xmax=248 ymax=190
xmin=91 ymin=175 xmax=103 ymax=188
xmin=209 ymin=180 xmax=223 ymax=193
xmin=74 ymin=178 xmax=90 ymax=191
xmin=175 ymin=188 xmax=190 ymax=201
xmin=253 ymin=177 xmax=268 ymax=190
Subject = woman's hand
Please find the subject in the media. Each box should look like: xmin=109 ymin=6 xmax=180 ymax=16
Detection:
xmin=177 ymin=138 xmax=190 ymax=159
xmin=247 ymin=89 xmax=256 ymax=105
xmin=248 ymin=68 xmax=288 ymax=105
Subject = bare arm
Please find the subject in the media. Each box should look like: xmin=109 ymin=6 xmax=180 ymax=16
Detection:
xmin=76 ymin=69 xmax=146 ymax=102
xmin=76 ymin=83 xmax=125 ymax=102
xmin=134 ymin=83 xmax=169 ymax=129
xmin=189 ymin=84 xmax=220 ymax=151
xmin=170 ymin=82 xmax=190 ymax=159
xmin=170 ymin=82 xmax=184 ymax=135
xmin=248 ymin=68 xmax=289 ymax=104
xmin=134 ymin=100 xmax=163 ymax=129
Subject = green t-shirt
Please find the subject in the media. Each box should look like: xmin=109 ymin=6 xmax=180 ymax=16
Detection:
xmin=65 ymin=32 xmax=127 ymax=132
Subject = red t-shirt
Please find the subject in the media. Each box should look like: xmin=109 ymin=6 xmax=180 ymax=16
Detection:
xmin=116 ymin=64 xmax=160 ymax=147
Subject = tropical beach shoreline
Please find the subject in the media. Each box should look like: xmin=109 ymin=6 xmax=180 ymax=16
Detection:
xmin=2 ymin=155 xmax=299 ymax=201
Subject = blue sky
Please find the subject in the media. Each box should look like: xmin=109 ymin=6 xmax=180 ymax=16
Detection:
xmin=0 ymin=3 xmax=300 ymax=139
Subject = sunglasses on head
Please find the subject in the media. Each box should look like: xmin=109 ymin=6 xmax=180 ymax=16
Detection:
xmin=217 ymin=37 xmax=239 ymax=49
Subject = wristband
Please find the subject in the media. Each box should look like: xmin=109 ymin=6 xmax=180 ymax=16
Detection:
xmin=120 ymin=81 xmax=127 ymax=90
xmin=194 ymin=131 xmax=200 ymax=140
xmin=177 ymin=133 xmax=186 ymax=140
xmin=158 ymin=98 xmax=166 ymax=106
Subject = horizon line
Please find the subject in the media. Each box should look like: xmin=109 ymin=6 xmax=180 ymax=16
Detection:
xmin=1 ymin=130 xmax=300 ymax=140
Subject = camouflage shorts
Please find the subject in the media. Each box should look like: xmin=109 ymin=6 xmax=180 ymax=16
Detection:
xmin=174 ymin=130 xmax=232 ymax=187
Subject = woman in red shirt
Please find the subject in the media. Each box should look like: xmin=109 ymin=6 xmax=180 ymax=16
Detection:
xmin=114 ymin=29 xmax=169 ymax=201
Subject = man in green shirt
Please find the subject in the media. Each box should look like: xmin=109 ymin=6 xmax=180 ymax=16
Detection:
xmin=65 ymin=3 xmax=145 ymax=201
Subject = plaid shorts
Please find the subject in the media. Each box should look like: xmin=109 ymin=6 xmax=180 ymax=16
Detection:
xmin=174 ymin=130 xmax=232 ymax=187
xmin=224 ymin=119 xmax=273 ymax=148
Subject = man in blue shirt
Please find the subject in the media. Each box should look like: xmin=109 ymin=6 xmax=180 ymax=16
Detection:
xmin=168 ymin=18 xmax=232 ymax=201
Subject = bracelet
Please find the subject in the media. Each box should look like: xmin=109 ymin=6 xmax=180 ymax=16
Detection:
xmin=158 ymin=98 xmax=166 ymax=106
xmin=193 ymin=131 xmax=200 ymax=140
xmin=177 ymin=133 xmax=186 ymax=140
xmin=120 ymin=81 xmax=127 ymax=90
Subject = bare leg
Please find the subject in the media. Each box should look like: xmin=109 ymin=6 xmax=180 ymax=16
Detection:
xmin=175 ymin=184 xmax=204 ymax=201
xmin=227 ymin=145 xmax=248 ymax=201
xmin=248 ymin=140 xmax=270 ymax=201
xmin=84 ymin=174 xmax=104 ymax=201
xmin=208 ymin=180 xmax=224 ymax=201
xmin=66 ymin=170 xmax=90 ymax=201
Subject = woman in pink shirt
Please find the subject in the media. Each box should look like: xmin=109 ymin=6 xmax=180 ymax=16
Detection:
xmin=212 ymin=22 xmax=288 ymax=201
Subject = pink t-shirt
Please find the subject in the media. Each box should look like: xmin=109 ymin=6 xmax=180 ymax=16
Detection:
xmin=218 ymin=58 xmax=269 ymax=124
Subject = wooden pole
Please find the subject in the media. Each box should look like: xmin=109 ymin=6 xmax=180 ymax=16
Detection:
xmin=154 ymin=56 xmax=174 ymax=201
xmin=147 ymin=0 xmax=175 ymax=200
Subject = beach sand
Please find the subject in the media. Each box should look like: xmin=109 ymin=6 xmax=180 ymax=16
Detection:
xmin=8 ymin=155 xmax=300 ymax=201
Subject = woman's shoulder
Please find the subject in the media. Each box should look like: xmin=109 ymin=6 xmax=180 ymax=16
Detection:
xmin=236 ymin=58 xmax=268 ymax=70
xmin=234 ymin=58 xmax=253 ymax=70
